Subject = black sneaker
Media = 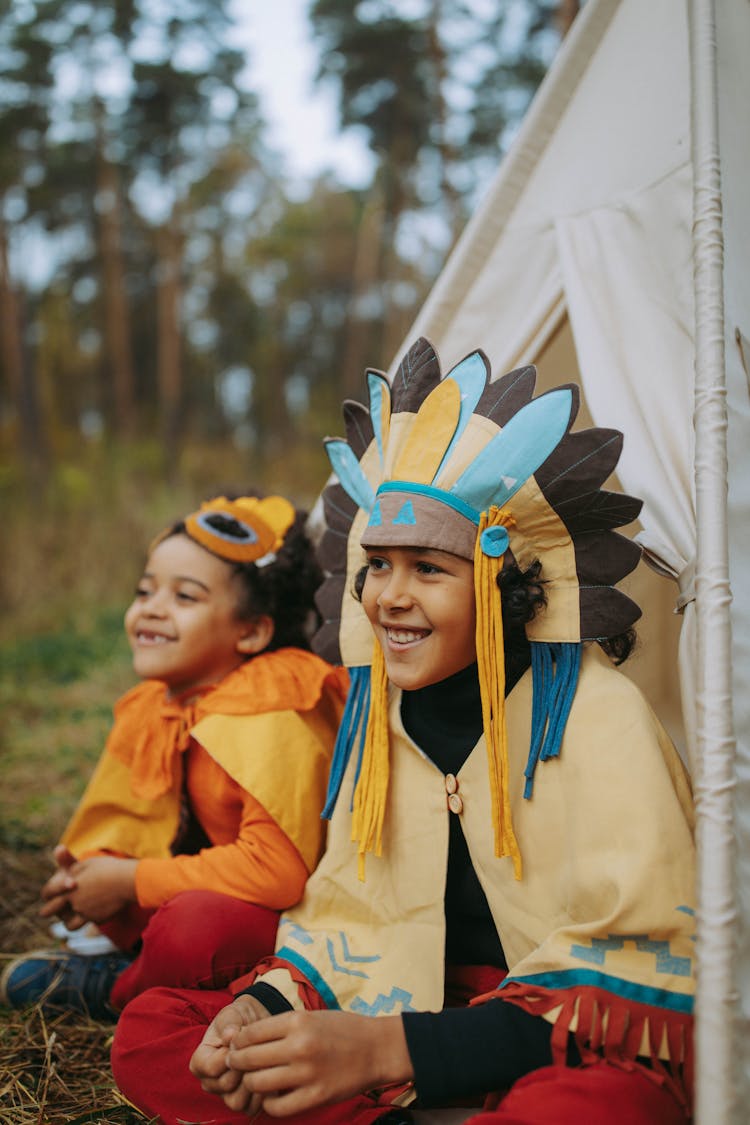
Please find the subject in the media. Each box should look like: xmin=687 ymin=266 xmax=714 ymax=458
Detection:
xmin=0 ymin=950 xmax=131 ymax=1021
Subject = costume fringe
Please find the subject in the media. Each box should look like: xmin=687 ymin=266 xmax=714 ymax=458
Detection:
xmin=351 ymin=642 xmax=390 ymax=880
xmin=475 ymin=979 xmax=694 ymax=1113
xmin=322 ymin=665 xmax=371 ymax=819
xmin=475 ymin=507 xmax=522 ymax=879
xmin=524 ymin=642 xmax=582 ymax=798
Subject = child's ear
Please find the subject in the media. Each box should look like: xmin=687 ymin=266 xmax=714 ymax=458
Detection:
xmin=236 ymin=615 xmax=275 ymax=656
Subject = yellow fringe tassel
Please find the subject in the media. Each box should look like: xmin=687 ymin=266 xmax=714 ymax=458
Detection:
xmin=474 ymin=507 xmax=523 ymax=879
xmin=351 ymin=640 xmax=390 ymax=881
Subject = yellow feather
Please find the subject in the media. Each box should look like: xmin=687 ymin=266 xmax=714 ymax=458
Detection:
xmin=391 ymin=378 xmax=462 ymax=484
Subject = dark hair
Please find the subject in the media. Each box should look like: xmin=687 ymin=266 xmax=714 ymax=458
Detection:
xmin=496 ymin=557 xmax=546 ymax=630
xmin=497 ymin=557 xmax=637 ymax=663
xmin=353 ymin=554 xmax=635 ymax=664
xmin=598 ymin=629 xmax=637 ymax=665
xmin=166 ymin=509 xmax=322 ymax=652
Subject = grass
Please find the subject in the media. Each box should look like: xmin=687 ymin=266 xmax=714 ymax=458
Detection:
xmin=0 ymin=610 xmax=151 ymax=1122
xmin=0 ymin=610 xmax=134 ymax=852
xmin=0 ymin=850 xmax=153 ymax=1124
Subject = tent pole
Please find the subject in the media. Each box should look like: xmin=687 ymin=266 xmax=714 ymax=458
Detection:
xmin=689 ymin=0 xmax=739 ymax=1121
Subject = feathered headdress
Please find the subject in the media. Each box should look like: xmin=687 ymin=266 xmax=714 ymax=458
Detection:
xmin=315 ymin=338 xmax=642 ymax=878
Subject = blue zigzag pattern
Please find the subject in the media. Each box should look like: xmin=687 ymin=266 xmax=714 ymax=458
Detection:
xmin=326 ymin=933 xmax=380 ymax=978
xmin=351 ymin=987 xmax=417 ymax=1015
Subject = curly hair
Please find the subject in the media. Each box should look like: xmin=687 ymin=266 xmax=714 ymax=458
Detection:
xmin=166 ymin=508 xmax=323 ymax=652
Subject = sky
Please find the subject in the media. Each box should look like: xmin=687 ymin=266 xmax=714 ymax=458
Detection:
xmin=228 ymin=0 xmax=375 ymax=191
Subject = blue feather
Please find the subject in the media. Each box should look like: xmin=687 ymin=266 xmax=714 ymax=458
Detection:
xmin=450 ymin=388 xmax=573 ymax=513
xmin=367 ymin=372 xmax=390 ymax=468
xmin=325 ymin=439 xmax=376 ymax=513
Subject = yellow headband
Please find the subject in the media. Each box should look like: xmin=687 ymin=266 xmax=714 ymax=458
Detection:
xmin=155 ymin=495 xmax=295 ymax=565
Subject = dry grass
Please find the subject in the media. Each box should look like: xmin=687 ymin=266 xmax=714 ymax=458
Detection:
xmin=0 ymin=850 xmax=153 ymax=1124
xmin=0 ymin=592 xmax=152 ymax=1121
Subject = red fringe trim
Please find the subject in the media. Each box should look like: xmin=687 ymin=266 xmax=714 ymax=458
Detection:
xmin=471 ymin=980 xmax=694 ymax=1115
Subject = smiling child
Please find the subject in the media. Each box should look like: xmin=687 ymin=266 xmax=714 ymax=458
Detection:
xmin=110 ymin=341 xmax=695 ymax=1125
xmin=1 ymin=494 xmax=347 ymax=1021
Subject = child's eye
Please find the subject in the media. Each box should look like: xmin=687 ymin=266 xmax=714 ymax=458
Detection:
xmin=367 ymin=556 xmax=389 ymax=572
xmin=416 ymin=561 xmax=442 ymax=575
xmin=176 ymin=591 xmax=198 ymax=603
xmin=135 ymin=585 xmax=150 ymax=598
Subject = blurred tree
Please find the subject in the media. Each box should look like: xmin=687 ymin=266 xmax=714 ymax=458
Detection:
xmin=237 ymin=178 xmax=364 ymax=451
xmin=308 ymin=0 xmax=562 ymax=361
xmin=465 ymin=1 xmax=561 ymax=169
xmin=0 ymin=5 xmax=55 ymax=474
xmin=309 ymin=0 xmax=437 ymax=362
xmin=0 ymin=0 xmax=564 ymax=493
xmin=115 ymin=0 xmax=272 ymax=469
xmin=94 ymin=98 xmax=137 ymax=438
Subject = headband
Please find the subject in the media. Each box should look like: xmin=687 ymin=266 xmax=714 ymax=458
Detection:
xmin=153 ymin=495 xmax=295 ymax=566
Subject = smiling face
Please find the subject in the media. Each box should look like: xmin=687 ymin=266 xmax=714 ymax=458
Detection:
xmin=361 ymin=545 xmax=477 ymax=691
xmin=124 ymin=533 xmax=265 ymax=697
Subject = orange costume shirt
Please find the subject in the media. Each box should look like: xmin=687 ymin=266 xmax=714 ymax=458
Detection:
xmin=61 ymin=648 xmax=348 ymax=912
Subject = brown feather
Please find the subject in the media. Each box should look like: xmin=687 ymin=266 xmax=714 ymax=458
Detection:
xmin=389 ymin=337 xmax=443 ymax=414
xmin=475 ymin=364 xmax=536 ymax=425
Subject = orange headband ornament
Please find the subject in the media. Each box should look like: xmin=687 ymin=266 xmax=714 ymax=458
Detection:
xmin=180 ymin=495 xmax=295 ymax=564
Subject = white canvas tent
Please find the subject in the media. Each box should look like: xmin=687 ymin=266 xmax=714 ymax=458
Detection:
xmin=391 ymin=0 xmax=750 ymax=1120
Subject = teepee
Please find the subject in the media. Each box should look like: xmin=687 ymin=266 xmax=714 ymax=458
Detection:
xmin=392 ymin=0 xmax=750 ymax=1120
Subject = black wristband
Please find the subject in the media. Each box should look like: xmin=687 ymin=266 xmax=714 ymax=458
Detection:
xmin=235 ymin=981 xmax=295 ymax=1016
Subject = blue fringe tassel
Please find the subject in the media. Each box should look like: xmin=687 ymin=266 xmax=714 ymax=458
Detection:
xmin=523 ymin=643 xmax=581 ymax=799
xmin=321 ymin=665 xmax=371 ymax=819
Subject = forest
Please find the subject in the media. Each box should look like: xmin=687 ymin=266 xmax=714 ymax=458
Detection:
xmin=1 ymin=0 xmax=566 ymax=515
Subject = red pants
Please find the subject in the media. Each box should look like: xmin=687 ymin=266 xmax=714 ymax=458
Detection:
xmin=111 ymin=982 xmax=689 ymax=1125
xmin=102 ymin=891 xmax=278 ymax=1011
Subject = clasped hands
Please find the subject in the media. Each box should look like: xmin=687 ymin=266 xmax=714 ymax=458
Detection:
xmin=189 ymin=993 xmax=414 ymax=1117
xmin=40 ymin=844 xmax=138 ymax=928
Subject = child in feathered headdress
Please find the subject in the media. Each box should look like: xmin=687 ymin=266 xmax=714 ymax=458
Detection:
xmin=1 ymin=494 xmax=348 ymax=1021
xmin=111 ymin=340 xmax=695 ymax=1125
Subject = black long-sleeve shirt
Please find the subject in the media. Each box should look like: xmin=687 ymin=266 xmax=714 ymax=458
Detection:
xmin=398 ymin=661 xmax=572 ymax=1106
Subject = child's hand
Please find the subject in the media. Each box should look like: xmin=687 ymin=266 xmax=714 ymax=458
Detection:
xmin=52 ymin=844 xmax=77 ymax=870
xmin=225 ymin=1009 xmax=413 ymax=1116
xmin=63 ymin=856 xmax=139 ymax=924
xmin=189 ymin=994 xmax=270 ymax=1115
xmin=40 ymin=846 xmax=83 ymax=926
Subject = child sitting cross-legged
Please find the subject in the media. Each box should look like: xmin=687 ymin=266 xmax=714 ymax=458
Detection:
xmin=1 ymin=494 xmax=348 ymax=1022
xmin=110 ymin=341 xmax=695 ymax=1125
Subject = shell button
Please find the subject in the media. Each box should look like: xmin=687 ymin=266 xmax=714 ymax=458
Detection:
xmin=447 ymin=792 xmax=464 ymax=815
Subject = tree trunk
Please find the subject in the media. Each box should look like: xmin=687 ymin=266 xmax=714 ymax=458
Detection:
xmin=426 ymin=0 xmax=464 ymax=244
xmin=155 ymin=217 xmax=183 ymax=474
xmin=0 ymin=214 xmax=46 ymax=475
xmin=340 ymin=191 xmax=386 ymax=399
xmin=95 ymin=116 xmax=136 ymax=439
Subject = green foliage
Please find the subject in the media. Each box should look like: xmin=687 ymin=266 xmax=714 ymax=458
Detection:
xmin=0 ymin=607 xmax=133 ymax=850
xmin=1 ymin=609 xmax=125 ymax=686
